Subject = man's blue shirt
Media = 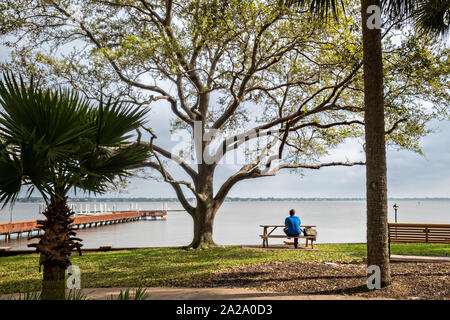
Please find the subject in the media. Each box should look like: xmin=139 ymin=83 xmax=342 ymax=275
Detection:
xmin=285 ymin=216 xmax=301 ymax=235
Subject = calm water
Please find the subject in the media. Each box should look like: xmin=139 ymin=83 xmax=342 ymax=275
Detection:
xmin=1 ymin=200 xmax=449 ymax=250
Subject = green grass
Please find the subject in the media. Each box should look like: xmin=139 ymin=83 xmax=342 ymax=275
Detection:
xmin=0 ymin=243 xmax=448 ymax=295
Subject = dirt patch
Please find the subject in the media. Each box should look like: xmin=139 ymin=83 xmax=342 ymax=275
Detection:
xmin=195 ymin=261 xmax=449 ymax=300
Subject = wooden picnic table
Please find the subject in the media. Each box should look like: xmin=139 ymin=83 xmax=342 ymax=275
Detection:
xmin=260 ymin=225 xmax=316 ymax=236
xmin=259 ymin=225 xmax=317 ymax=248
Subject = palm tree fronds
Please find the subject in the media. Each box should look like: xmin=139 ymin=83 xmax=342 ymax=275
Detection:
xmin=282 ymin=0 xmax=345 ymax=21
xmin=0 ymin=151 xmax=22 ymax=208
xmin=0 ymin=72 xmax=150 ymax=204
xmin=87 ymin=97 xmax=149 ymax=147
xmin=413 ymin=0 xmax=450 ymax=35
xmin=0 ymin=73 xmax=94 ymax=160
xmin=382 ymin=0 xmax=418 ymax=17
xmin=74 ymin=144 xmax=150 ymax=193
xmin=382 ymin=0 xmax=449 ymax=36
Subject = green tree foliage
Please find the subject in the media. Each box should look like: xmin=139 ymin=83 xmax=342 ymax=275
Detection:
xmin=0 ymin=0 xmax=448 ymax=248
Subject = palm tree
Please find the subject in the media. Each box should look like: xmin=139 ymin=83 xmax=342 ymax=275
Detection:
xmin=284 ymin=0 xmax=449 ymax=286
xmin=385 ymin=1 xmax=449 ymax=36
xmin=0 ymin=74 xmax=149 ymax=299
xmin=361 ymin=0 xmax=391 ymax=286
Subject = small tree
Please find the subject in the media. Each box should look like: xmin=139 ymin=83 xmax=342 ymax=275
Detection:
xmin=0 ymin=74 xmax=149 ymax=299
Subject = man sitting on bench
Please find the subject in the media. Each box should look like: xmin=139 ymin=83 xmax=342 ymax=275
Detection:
xmin=284 ymin=209 xmax=302 ymax=248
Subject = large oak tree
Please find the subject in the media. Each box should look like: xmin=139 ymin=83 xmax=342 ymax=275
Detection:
xmin=1 ymin=0 xmax=448 ymax=249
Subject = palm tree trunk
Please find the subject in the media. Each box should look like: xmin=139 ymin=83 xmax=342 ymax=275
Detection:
xmin=29 ymin=197 xmax=81 ymax=299
xmin=361 ymin=0 xmax=391 ymax=286
xmin=42 ymin=263 xmax=66 ymax=300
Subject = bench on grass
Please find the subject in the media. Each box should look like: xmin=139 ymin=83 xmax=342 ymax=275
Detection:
xmin=388 ymin=223 xmax=450 ymax=255
xmin=260 ymin=225 xmax=317 ymax=249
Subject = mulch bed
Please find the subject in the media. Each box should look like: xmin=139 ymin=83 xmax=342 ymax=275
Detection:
xmin=196 ymin=261 xmax=449 ymax=300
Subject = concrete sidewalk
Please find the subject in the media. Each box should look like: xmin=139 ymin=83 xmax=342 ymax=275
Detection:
xmin=1 ymin=287 xmax=389 ymax=300
xmin=390 ymin=255 xmax=450 ymax=263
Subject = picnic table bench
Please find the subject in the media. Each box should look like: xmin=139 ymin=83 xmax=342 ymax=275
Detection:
xmin=260 ymin=225 xmax=317 ymax=249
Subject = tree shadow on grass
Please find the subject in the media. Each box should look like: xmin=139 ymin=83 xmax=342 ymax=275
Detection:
xmin=206 ymin=272 xmax=367 ymax=285
xmin=302 ymin=284 xmax=373 ymax=296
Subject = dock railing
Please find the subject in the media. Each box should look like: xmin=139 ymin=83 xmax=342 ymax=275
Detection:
xmin=0 ymin=210 xmax=167 ymax=242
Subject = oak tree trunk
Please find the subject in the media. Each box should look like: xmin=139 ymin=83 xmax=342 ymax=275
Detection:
xmin=189 ymin=206 xmax=218 ymax=249
xmin=188 ymin=165 xmax=219 ymax=249
xmin=361 ymin=0 xmax=392 ymax=286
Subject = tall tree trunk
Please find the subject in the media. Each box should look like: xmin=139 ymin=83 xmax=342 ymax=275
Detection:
xmin=361 ymin=0 xmax=391 ymax=286
xmin=189 ymin=205 xmax=218 ymax=249
xmin=188 ymin=165 xmax=218 ymax=249
xmin=41 ymin=263 xmax=66 ymax=300
xmin=28 ymin=197 xmax=82 ymax=300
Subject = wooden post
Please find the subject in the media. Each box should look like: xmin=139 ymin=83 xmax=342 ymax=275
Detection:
xmin=263 ymin=226 xmax=267 ymax=248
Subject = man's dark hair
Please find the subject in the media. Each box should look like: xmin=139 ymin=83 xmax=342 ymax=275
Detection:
xmin=289 ymin=209 xmax=295 ymax=216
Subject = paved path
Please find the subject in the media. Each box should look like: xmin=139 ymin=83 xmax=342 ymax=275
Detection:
xmin=390 ymin=255 xmax=450 ymax=263
xmin=0 ymin=287 xmax=390 ymax=300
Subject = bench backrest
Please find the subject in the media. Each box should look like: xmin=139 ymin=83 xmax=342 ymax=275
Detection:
xmin=388 ymin=223 xmax=450 ymax=244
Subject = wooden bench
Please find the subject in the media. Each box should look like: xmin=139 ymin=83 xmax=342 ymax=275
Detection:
xmin=260 ymin=225 xmax=317 ymax=249
xmin=99 ymin=245 xmax=113 ymax=251
xmin=388 ymin=223 xmax=450 ymax=255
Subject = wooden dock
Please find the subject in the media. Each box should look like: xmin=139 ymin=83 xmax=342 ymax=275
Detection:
xmin=0 ymin=210 xmax=166 ymax=242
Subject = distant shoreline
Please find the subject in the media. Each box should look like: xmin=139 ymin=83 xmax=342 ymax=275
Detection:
xmin=14 ymin=197 xmax=450 ymax=203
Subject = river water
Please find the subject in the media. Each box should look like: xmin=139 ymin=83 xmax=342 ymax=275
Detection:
xmin=1 ymin=200 xmax=449 ymax=250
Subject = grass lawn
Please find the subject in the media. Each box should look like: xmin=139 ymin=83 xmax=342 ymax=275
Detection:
xmin=0 ymin=243 xmax=448 ymax=295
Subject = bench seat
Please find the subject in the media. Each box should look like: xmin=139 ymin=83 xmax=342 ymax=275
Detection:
xmin=260 ymin=234 xmax=316 ymax=248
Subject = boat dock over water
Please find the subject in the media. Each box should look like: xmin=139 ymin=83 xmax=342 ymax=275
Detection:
xmin=0 ymin=210 xmax=167 ymax=242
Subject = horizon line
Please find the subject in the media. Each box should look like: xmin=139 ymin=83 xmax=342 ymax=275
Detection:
xmin=16 ymin=196 xmax=450 ymax=202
